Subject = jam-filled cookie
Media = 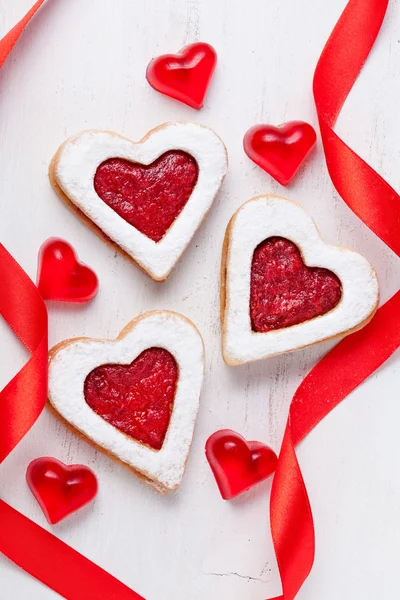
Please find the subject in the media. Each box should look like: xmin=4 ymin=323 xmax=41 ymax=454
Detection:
xmin=48 ymin=311 xmax=204 ymax=493
xmin=50 ymin=123 xmax=227 ymax=281
xmin=221 ymin=195 xmax=379 ymax=365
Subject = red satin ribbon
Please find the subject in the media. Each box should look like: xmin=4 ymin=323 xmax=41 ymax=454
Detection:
xmin=0 ymin=501 xmax=145 ymax=599
xmin=0 ymin=244 xmax=48 ymax=461
xmin=269 ymin=0 xmax=400 ymax=598
xmin=0 ymin=0 xmax=47 ymax=68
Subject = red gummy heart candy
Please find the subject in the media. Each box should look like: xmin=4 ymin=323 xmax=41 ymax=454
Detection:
xmin=243 ymin=121 xmax=317 ymax=185
xmin=94 ymin=151 xmax=198 ymax=242
xmin=37 ymin=238 xmax=98 ymax=302
xmin=26 ymin=457 xmax=98 ymax=524
xmin=205 ymin=429 xmax=277 ymax=500
xmin=146 ymin=42 xmax=217 ymax=109
xmin=250 ymin=237 xmax=342 ymax=332
xmin=84 ymin=347 xmax=178 ymax=451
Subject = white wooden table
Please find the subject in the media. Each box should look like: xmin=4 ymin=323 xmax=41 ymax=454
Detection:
xmin=0 ymin=1 xmax=399 ymax=598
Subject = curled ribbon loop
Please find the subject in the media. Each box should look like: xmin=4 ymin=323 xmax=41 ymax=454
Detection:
xmin=0 ymin=244 xmax=48 ymax=462
xmin=269 ymin=0 xmax=400 ymax=598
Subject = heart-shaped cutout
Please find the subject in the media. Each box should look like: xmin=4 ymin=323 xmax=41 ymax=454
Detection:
xmin=37 ymin=238 xmax=98 ymax=302
xmin=205 ymin=430 xmax=277 ymax=499
xmin=250 ymin=237 xmax=342 ymax=332
xmin=221 ymin=195 xmax=379 ymax=365
xmin=50 ymin=123 xmax=227 ymax=281
xmin=146 ymin=42 xmax=217 ymax=109
xmin=94 ymin=152 xmax=198 ymax=243
xmin=243 ymin=121 xmax=317 ymax=185
xmin=84 ymin=347 xmax=178 ymax=451
xmin=48 ymin=311 xmax=204 ymax=493
xmin=26 ymin=457 xmax=98 ymax=524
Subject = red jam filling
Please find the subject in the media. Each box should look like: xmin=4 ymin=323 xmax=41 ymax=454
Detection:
xmin=84 ymin=348 xmax=178 ymax=450
xmin=250 ymin=237 xmax=342 ymax=332
xmin=93 ymin=151 xmax=198 ymax=242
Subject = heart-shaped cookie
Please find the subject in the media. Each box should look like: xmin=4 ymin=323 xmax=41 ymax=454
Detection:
xmin=146 ymin=42 xmax=217 ymax=109
xmin=221 ymin=195 xmax=379 ymax=365
xmin=48 ymin=311 xmax=205 ymax=493
xmin=50 ymin=123 xmax=227 ymax=281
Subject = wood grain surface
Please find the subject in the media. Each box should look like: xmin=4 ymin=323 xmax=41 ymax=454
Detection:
xmin=0 ymin=1 xmax=399 ymax=598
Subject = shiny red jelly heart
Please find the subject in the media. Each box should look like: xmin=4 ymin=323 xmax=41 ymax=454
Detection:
xmin=206 ymin=430 xmax=277 ymax=500
xmin=37 ymin=238 xmax=98 ymax=302
xmin=84 ymin=347 xmax=178 ymax=451
xmin=94 ymin=151 xmax=198 ymax=242
xmin=26 ymin=457 xmax=98 ymax=524
xmin=250 ymin=237 xmax=342 ymax=332
xmin=146 ymin=42 xmax=217 ymax=109
xmin=243 ymin=121 xmax=317 ymax=185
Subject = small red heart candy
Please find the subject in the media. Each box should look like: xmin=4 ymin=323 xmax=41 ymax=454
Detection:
xmin=205 ymin=429 xmax=277 ymax=500
xmin=243 ymin=121 xmax=317 ymax=185
xmin=37 ymin=238 xmax=98 ymax=302
xmin=146 ymin=42 xmax=217 ymax=109
xmin=26 ymin=457 xmax=98 ymax=524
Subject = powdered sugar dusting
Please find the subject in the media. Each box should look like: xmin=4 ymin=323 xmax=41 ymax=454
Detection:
xmin=53 ymin=123 xmax=227 ymax=281
xmin=48 ymin=311 xmax=205 ymax=491
xmin=222 ymin=196 xmax=379 ymax=364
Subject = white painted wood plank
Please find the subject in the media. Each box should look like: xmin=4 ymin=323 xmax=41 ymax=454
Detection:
xmin=0 ymin=0 xmax=399 ymax=598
